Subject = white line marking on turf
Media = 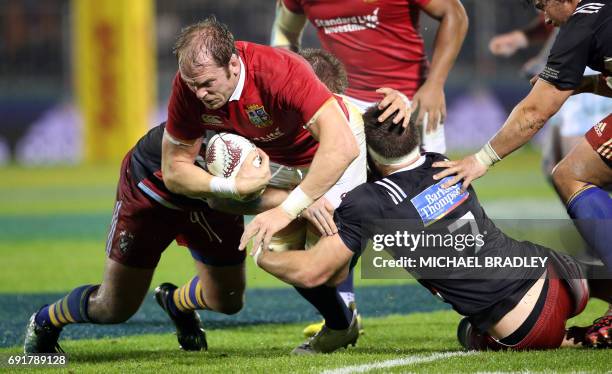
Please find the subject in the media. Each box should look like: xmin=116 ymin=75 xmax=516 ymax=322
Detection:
xmin=321 ymin=351 xmax=477 ymax=374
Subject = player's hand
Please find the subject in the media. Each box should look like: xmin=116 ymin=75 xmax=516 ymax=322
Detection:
xmin=432 ymin=154 xmax=489 ymax=192
xmin=488 ymin=31 xmax=528 ymax=57
xmin=376 ymin=87 xmax=412 ymax=128
xmin=411 ymin=81 xmax=446 ymax=134
xmin=239 ymin=206 xmax=293 ymax=252
xmin=235 ymin=148 xmax=271 ymax=199
xmin=301 ymin=197 xmax=336 ymax=236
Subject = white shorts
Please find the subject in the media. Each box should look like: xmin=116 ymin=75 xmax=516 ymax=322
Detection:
xmin=346 ymin=95 xmax=447 ymax=154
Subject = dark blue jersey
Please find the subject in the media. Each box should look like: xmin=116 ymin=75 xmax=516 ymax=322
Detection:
xmin=540 ymin=0 xmax=612 ymax=89
xmin=335 ymin=153 xmax=549 ymax=331
xmin=129 ymin=123 xmax=209 ymax=210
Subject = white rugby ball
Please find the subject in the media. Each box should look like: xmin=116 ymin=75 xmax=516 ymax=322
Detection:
xmin=205 ymin=132 xmax=259 ymax=178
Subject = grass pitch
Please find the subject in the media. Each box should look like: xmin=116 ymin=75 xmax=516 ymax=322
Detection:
xmin=1 ymin=147 xmax=610 ymax=373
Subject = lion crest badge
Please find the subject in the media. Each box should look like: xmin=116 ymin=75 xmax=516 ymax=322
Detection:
xmin=246 ymin=104 xmax=273 ymax=128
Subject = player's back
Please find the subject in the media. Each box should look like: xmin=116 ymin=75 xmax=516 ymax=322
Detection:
xmin=336 ymin=153 xmax=549 ymax=331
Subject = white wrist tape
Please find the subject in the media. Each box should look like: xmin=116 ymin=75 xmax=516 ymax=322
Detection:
xmin=209 ymin=176 xmax=239 ymax=198
xmin=474 ymin=142 xmax=501 ymax=167
xmin=280 ymin=186 xmax=314 ymax=219
xmin=252 ymin=244 xmax=263 ymax=268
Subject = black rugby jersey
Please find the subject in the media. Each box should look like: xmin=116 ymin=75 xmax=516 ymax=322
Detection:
xmin=540 ymin=0 xmax=612 ymax=89
xmin=335 ymin=153 xmax=549 ymax=331
xmin=129 ymin=123 xmax=209 ymax=210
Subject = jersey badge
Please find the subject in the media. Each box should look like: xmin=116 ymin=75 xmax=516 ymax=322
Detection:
xmin=410 ymin=177 xmax=469 ymax=227
xmin=246 ymin=104 xmax=273 ymax=128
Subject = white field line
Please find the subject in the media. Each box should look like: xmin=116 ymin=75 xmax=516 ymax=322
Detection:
xmin=321 ymin=351 xmax=478 ymax=374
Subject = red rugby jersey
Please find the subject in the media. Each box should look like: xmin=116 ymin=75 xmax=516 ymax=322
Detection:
xmin=283 ymin=0 xmax=430 ymax=102
xmin=166 ymin=41 xmax=341 ymax=166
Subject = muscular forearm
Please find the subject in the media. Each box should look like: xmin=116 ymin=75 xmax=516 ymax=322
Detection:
xmin=208 ymin=187 xmax=289 ymax=215
xmin=426 ymin=2 xmax=468 ymax=86
xmin=297 ymin=101 xmax=359 ymax=200
xmin=163 ymin=162 xmax=216 ymax=199
xmin=488 ymin=102 xmax=549 ymax=159
xmin=487 ymin=80 xmax=571 ymax=160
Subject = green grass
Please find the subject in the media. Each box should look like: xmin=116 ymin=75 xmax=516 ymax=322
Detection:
xmin=1 ymin=148 xmax=609 ymax=373
xmin=0 ymin=304 xmax=609 ymax=373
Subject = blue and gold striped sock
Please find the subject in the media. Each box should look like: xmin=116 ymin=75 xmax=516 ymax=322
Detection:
xmin=169 ymin=276 xmax=208 ymax=315
xmin=35 ymin=285 xmax=99 ymax=329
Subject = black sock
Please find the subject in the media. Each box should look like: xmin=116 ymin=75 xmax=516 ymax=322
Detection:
xmin=294 ymin=285 xmax=352 ymax=330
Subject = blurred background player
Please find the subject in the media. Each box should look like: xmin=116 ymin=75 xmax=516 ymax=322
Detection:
xmin=434 ymin=0 xmax=612 ymax=275
xmin=270 ymin=0 xmax=468 ymax=334
xmin=254 ymin=105 xmax=612 ymax=350
xmin=23 ymin=122 xmax=270 ymax=353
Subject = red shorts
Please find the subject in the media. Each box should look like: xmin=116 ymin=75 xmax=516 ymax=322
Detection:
xmin=105 ymin=153 xmax=246 ymax=269
xmin=585 ymin=113 xmax=612 ymax=165
xmin=510 ymin=270 xmax=573 ymax=350
xmin=473 ymin=266 xmax=578 ymax=351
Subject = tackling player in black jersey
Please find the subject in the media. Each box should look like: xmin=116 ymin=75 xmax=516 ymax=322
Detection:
xmin=433 ymin=0 xmax=612 ymax=277
xmin=254 ymin=106 xmax=612 ymax=349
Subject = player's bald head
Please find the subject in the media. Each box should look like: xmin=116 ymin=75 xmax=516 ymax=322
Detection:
xmin=174 ymin=16 xmax=236 ymax=72
xmin=363 ymin=106 xmax=420 ymax=162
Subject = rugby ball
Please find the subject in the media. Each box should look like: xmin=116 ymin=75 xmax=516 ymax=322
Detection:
xmin=205 ymin=132 xmax=259 ymax=178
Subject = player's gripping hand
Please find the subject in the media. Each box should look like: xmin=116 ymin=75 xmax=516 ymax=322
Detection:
xmin=432 ymin=154 xmax=489 ymax=192
xmin=412 ymin=81 xmax=446 ymax=134
xmin=376 ymin=88 xmax=412 ymax=128
xmin=235 ymin=149 xmax=271 ymax=199
xmin=301 ymin=197 xmax=337 ymax=236
xmin=239 ymin=206 xmax=294 ymax=252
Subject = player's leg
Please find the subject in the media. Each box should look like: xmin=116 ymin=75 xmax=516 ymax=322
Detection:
xmin=551 ymin=116 xmax=612 ymax=270
xmin=291 ymin=283 xmax=359 ymax=355
xmin=24 ymin=154 xmax=174 ymax=353
xmin=155 ymin=208 xmax=246 ymax=351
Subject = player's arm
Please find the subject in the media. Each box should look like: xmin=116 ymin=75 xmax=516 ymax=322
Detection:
xmin=270 ymin=0 xmax=307 ymax=51
xmin=432 ymin=79 xmax=572 ymax=190
xmin=413 ymin=0 xmax=468 ymax=131
xmin=302 ymin=99 xmax=360 ymax=202
xmin=161 ymin=130 xmax=270 ymax=199
xmin=255 ymin=234 xmax=354 ymax=288
xmin=238 ymin=99 xmax=359 ymax=251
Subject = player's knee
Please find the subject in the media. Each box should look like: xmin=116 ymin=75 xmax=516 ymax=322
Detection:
xmin=551 ymin=159 xmax=572 ymax=190
xmin=207 ymin=295 xmax=244 ymax=315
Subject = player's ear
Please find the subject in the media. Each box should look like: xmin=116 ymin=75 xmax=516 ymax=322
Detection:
xmin=229 ymin=54 xmax=240 ymax=73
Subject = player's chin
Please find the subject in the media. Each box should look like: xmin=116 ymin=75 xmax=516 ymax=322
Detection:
xmin=203 ymin=99 xmax=225 ymax=110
